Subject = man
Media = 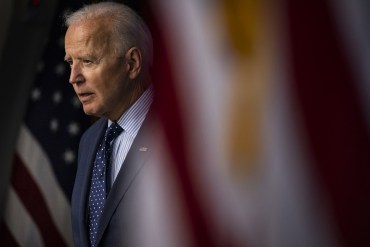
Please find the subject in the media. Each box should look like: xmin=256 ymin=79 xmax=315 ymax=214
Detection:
xmin=64 ymin=2 xmax=156 ymax=246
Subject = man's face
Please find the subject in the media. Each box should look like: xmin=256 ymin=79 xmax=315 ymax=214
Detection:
xmin=64 ymin=20 xmax=130 ymax=120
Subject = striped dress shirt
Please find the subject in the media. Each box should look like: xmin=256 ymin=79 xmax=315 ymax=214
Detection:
xmin=107 ymin=85 xmax=154 ymax=186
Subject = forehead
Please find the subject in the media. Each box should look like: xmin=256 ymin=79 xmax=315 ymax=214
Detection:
xmin=65 ymin=20 xmax=112 ymax=56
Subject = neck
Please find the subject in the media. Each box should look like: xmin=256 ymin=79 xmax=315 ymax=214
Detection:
xmin=109 ymin=75 xmax=151 ymax=121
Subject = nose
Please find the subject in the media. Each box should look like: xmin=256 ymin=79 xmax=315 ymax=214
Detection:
xmin=69 ymin=63 xmax=84 ymax=84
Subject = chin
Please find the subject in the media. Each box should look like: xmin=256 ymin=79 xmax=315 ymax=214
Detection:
xmin=83 ymin=107 xmax=98 ymax=117
xmin=83 ymin=104 xmax=106 ymax=118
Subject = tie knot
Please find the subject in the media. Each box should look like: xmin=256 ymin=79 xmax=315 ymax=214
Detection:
xmin=105 ymin=122 xmax=123 ymax=143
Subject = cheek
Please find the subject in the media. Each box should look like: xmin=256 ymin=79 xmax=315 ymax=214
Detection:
xmin=85 ymin=61 xmax=127 ymax=100
xmin=104 ymin=65 xmax=129 ymax=91
xmin=85 ymin=70 xmax=105 ymax=93
xmin=92 ymin=74 xmax=120 ymax=104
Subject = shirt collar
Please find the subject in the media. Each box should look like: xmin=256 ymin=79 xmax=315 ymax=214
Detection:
xmin=108 ymin=84 xmax=154 ymax=137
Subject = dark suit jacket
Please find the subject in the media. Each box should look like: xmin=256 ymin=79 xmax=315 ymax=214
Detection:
xmin=71 ymin=108 xmax=160 ymax=247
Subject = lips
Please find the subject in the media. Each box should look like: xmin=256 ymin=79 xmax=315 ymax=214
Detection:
xmin=78 ymin=93 xmax=93 ymax=103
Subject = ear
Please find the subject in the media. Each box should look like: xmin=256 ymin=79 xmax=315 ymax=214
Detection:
xmin=125 ymin=47 xmax=142 ymax=80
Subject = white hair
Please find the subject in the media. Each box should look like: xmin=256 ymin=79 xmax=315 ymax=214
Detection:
xmin=64 ymin=1 xmax=153 ymax=71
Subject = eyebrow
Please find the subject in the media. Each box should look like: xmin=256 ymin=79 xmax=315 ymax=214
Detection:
xmin=64 ymin=53 xmax=99 ymax=61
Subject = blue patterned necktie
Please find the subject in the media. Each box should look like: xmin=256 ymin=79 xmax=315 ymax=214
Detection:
xmin=88 ymin=122 xmax=123 ymax=247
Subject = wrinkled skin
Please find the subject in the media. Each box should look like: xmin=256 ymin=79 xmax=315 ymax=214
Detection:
xmin=64 ymin=19 xmax=142 ymax=121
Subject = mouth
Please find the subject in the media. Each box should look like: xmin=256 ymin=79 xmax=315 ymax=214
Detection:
xmin=78 ymin=93 xmax=94 ymax=103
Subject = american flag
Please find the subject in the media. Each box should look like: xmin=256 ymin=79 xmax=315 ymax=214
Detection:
xmin=1 ymin=1 xmax=91 ymax=246
xmin=129 ymin=0 xmax=370 ymax=246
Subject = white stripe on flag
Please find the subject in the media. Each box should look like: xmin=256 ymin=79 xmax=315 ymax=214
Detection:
xmin=261 ymin=3 xmax=338 ymax=245
xmin=134 ymin=139 xmax=194 ymax=247
xmin=154 ymin=0 xmax=232 ymax=216
xmin=151 ymin=0 xmax=249 ymax=244
xmin=262 ymin=68 xmax=338 ymax=247
xmin=328 ymin=0 xmax=370 ymax=127
xmin=16 ymin=125 xmax=73 ymax=246
xmin=4 ymin=187 xmax=44 ymax=247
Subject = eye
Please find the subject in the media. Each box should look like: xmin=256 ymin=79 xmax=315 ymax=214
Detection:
xmin=82 ymin=59 xmax=93 ymax=65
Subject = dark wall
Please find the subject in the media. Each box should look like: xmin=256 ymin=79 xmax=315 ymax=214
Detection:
xmin=0 ymin=0 xmax=59 ymax=219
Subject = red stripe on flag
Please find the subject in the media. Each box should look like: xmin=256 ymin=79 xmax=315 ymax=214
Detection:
xmin=285 ymin=0 xmax=370 ymax=246
xmin=0 ymin=221 xmax=20 ymax=247
xmin=141 ymin=4 xmax=228 ymax=246
xmin=11 ymin=154 xmax=68 ymax=247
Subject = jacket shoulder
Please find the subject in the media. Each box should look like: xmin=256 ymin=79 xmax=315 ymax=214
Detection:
xmin=81 ymin=118 xmax=106 ymax=138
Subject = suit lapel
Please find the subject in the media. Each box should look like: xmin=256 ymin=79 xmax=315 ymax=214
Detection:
xmin=73 ymin=119 xmax=107 ymax=244
xmin=96 ymin=111 xmax=158 ymax=244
